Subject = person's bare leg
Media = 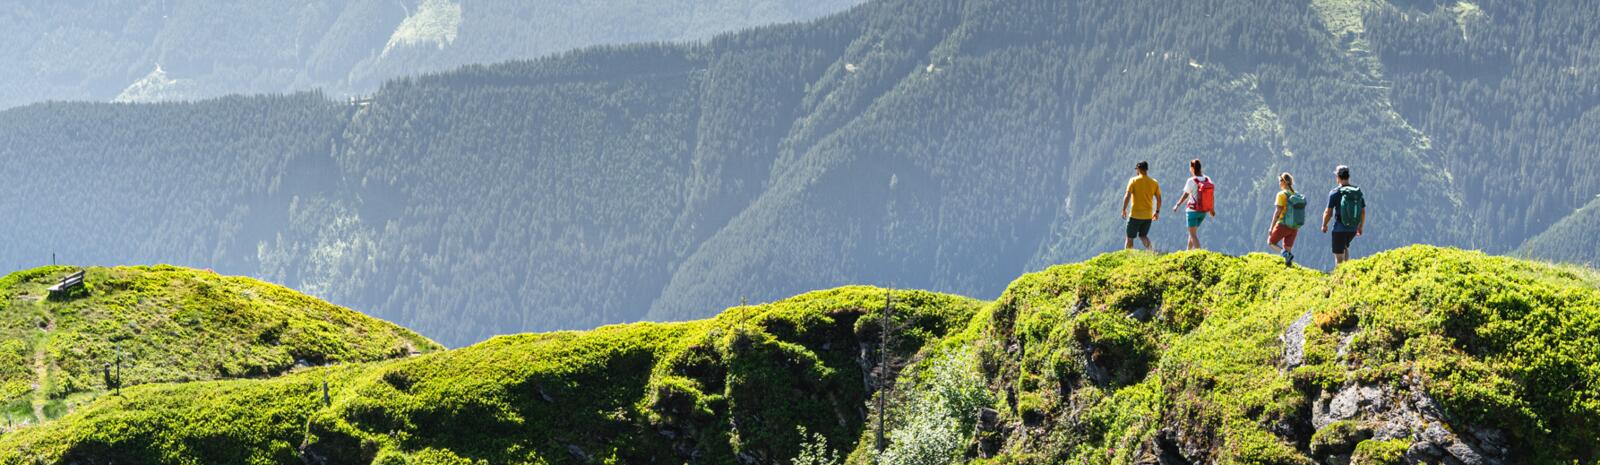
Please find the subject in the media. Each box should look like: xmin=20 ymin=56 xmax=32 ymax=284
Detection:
xmin=1140 ymin=236 xmax=1153 ymax=250
xmin=1187 ymin=228 xmax=1200 ymax=250
xmin=1268 ymin=241 xmax=1283 ymax=253
xmin=1125 ymin=237 xmax=1134 ymax=250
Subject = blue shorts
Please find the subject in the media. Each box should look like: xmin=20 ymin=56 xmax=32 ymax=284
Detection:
xmin=1186 ymin=211 xmax=1207 ymax=228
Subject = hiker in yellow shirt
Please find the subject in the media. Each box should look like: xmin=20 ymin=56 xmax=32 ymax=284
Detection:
xmin=1120 ymin=161 xmax=1162 ymax=250
xmin=1267 ymin=173 xmax=1308 ymax=267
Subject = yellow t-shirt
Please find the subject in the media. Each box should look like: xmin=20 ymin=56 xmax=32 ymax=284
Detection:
xmin=1126 ymin=175 xmax=1160 ymax=220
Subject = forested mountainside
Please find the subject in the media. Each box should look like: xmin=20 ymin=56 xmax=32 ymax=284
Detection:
xmin=0 ymin=266 xmax=439 ymax=431
xmin=0 ymin=0 xmax=859 ymax=109
xmin=1518 ymin=195 xmax=1600 ymax=266
xmin=3 ymin=247 xmax=1595 ymax=465
xmin=5 ymin=0 xmax=1600 ymax=346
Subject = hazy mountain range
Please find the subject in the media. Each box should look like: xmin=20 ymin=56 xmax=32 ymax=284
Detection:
xmin=3 ymin=0 xmax=1599 ymax=347
xmin=0 ymin=0 xmax=860 ymax=109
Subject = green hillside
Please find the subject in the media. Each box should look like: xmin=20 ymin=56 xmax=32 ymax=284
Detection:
xmin=0 ymin=0 xmax=860 ymax=109
xmin=0 ymin=265 xmax=440 ymax=431
xmin=1520 ymin=196 xmax=1600 ymax=267
xmin=5 ymin=0 xmax=1600 ymax=347
xmin=2 ymin=247 xmax=1595 ymax=464
xmin=915 ymin=245 xmax=1600 ymax=465
xmin=0 ymin=287 xmax=982 ymax=464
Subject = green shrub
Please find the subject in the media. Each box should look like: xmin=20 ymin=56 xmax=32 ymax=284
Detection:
xmin=793 ymin=426 xmax=840 ymax=465
xmin=881 ymin=349 xmax=992 ymax=465
xmin=1309 ymin=421 xmax=1372 ymax=457
xmin=1350 ymin=439 xmax=1408 ymax=465
xmin=1016 ymin=392 xmax=1046 ymax=426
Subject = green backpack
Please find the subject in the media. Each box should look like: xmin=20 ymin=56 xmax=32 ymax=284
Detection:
xmin=1281 ymin=191 xmax=1308 ymax=229
xmin=1336 ymin=186 xmax=1364 ymax=228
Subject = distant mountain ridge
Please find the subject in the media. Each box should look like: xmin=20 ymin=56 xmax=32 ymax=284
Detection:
xmin=3 ymin=0 xmax=1599 ymax=346
xmin=0 ymin=0 xmax=861 ymax=109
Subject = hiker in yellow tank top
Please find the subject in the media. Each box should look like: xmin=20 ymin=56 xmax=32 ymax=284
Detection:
xmin=1120 ymin=161 xmax=1162 ymax=250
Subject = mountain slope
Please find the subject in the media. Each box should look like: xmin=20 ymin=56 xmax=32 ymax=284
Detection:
xmin=2 ymin=247 xmax=1594 ymax=464
xmin=0 ymin=265 xmax=440 ymax=431
xmin=1519 ymin=195 xmax=1600 ymax=266
xmin=0 ymin=0 xmax=861 ymax=109
xmin=4 ymin=0 xmax=1600 ymax=346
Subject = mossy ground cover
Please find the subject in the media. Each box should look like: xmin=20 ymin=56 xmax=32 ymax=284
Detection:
xmin=3 ymin=248 xmax=1597 ymax=465
xmin=0 ymin=286 xmax=981 ymax=464
xmin=0 ymin=265 xmax=440 ymax=430
xmin=1305 ymin=247 xmax=1600 ymax=462
xmin=916 ymin=250 xmax=1327 ymax=464
xmin=858 ymin=246 xmax=1600 ymax=465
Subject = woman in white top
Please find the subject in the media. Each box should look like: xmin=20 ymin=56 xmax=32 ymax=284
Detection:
xmin=1171 ymin=159 xmax=1216 ymax=250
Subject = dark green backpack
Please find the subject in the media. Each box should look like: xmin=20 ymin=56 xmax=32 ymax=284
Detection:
xmin=1282 ymin=191 xmax=1308 ymax=229
xmin=1336 ymin=186 xmax=1364 ymax=228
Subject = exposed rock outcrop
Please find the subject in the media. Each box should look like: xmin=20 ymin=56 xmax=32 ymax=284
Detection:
xmin=1311 ymin=378 xmax=1509 ymax=465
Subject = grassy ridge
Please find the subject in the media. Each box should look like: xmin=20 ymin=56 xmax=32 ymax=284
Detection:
xmin=3 ymin=247 xmax=1597 ymax=464
xmin=0 ymin=265 xmax=440 ymax=430
xmin=867 ymin=246 xmax=1600 ymax=464
xmin=0 ymin=287 xmax=981 ymax=464
xmin=1312 ymin=248 xmax=1600 ymax=461
xmin=920 ymin=250 xmax=1328 ymax=464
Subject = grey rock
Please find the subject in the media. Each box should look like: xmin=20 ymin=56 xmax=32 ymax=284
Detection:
xmin=1335 ymin=331 xmax=1358 ymax=359
xmin=1281 ymin=310 xmax=1314 ymax=369
xmin=1314 ymin=381 xmax=1509 ymax=465
xmin=1446 ymin=441 xmax=1486 ymax=464
xmin=1421 ymin=423 xmax=1453 ymax=443
xmin=1314 ymin=384 xmax=1385 ymax=429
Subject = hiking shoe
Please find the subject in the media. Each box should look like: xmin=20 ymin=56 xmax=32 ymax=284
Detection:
xmin=1282 ymin=251 xmax=1295 ymax=268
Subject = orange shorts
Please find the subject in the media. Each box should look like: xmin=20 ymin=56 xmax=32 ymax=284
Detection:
xmin=1269 ymin=223 xmax=1300 ymax=248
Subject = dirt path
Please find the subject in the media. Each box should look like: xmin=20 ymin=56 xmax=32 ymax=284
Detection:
xmin=30 ymin=348 xmax=47 ymax=422
xmin=29 ymin=316 xmax=55 ymax=423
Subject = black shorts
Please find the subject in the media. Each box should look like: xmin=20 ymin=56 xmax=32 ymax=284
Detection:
xmin=1126 ymin=218 xmax=1152 ymax=239
xmin=1331 ymin=231 xmax=1357 ymax=254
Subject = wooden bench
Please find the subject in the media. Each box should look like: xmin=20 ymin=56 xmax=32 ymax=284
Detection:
xmin=48 ymin=270 xmax=86 ymax=295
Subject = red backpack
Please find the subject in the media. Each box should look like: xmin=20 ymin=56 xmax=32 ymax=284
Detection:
xmin=1189 ymin=176 xmax=1215 ymax=212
